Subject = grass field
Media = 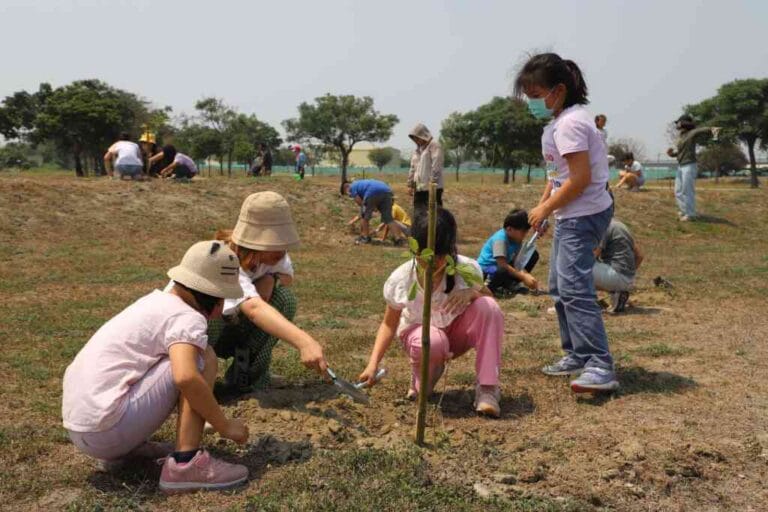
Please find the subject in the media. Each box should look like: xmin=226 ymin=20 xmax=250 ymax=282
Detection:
xmin=1 ymin=170 xmax=767 ymax=511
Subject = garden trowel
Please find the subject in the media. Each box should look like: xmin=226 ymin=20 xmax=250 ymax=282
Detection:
xmin=326 ymin=367 xmax=387 ymax=405
xmin=513 ymin=219 xmax=548 ymax=271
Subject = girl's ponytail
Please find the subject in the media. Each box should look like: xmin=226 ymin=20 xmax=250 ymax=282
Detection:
xmin=562 ymin=59 xmax=588 ymax=107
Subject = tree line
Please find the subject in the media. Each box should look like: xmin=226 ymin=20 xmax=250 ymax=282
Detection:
xmin=1 ymin=78 xmax=765 ymax=186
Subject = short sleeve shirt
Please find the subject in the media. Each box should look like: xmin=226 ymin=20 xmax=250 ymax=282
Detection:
xmin=349 ymin=179 xmax=392 ymax=201
xmin=541 ymin=105 xmax=613 ymax=220
xmin=477 ymin=229 xmax=519 ymax=271
xmin=109 ymin=141 xmax=143 ymax=166
xmin=62 ymin=290 xmax=208 ymax=432
xmin=174 ymin=153 xmax=199 ymax=175
xmin=599 ymin=219 xmax=636 ymax=278
xmin=383 ymin=255 xmax=484 ymax=335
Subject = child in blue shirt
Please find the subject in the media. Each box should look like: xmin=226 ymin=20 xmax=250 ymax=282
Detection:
xmin=341 ymin=179 xmax=407 ymax=246
xmin=477 ymin=209 xmax=539 ymax=297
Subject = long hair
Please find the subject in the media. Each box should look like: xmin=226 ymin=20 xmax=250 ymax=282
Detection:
xmin=411 ymin=208 xmax=459 ymax=293
xmin=514 ymin=53 xmax=589 ymax=109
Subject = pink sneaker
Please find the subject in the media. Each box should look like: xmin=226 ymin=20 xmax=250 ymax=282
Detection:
xmin=159 ymin=450 xmax=248 ymax=494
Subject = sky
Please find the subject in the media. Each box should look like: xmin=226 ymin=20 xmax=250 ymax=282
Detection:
xmin=1 ymin=0 xmax=767 ymax=158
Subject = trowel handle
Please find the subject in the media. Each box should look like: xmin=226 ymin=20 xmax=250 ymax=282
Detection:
xmin=355 ymin=368 xmax=387 ymax=389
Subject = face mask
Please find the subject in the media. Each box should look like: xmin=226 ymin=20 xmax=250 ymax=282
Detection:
xmin=527 ymin=90 xmax=555 ymax=120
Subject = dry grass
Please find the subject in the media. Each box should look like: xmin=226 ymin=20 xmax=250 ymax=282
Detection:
xmin=1 ymin=170 xmax=767 ymax=511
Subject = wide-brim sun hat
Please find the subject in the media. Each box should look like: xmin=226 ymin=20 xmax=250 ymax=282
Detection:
xmin=231 ymin=191 xmax=300 ymax=251
xmin=168 ymin=240 xmax=243 ymax=299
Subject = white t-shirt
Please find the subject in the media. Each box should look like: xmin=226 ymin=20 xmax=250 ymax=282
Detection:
xmin=62 ymin=290 xmax=208 ymax=432
xmin=542 ymin=105 xmax=613 ymax=220
xmin=109 ymin=141 xmax=143 ymax=166
xmin=383 ymin=255 xmax=483 ymax=335
xmin=628 ymin=160 xmax=643 ymax=176
xmin=174 ymin=153 xmax=199 ymax=175
xmin=223 ymin=254 xmax=294 ymax=315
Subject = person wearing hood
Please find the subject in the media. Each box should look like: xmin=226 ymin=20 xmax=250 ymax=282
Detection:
xmin=666 ymin=114 xmax=720 ymax=221
xmin=407 ymin=123 xmax=444 ymax=211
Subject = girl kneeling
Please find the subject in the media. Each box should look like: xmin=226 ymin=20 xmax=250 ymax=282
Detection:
xmin=63 ymin=241 xmax=251 ymax=493
xmin=359 ymin=209 xmax=505 ymax=417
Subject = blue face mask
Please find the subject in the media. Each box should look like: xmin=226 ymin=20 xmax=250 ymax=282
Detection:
xmin=527 ymin=90 xmax=555 ymax=120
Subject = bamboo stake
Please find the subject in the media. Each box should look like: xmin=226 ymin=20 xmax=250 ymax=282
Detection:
xmin=415 ymin=181 xmax=437 ymax=445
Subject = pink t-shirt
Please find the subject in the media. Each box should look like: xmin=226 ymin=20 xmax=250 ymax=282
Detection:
xmin=541 ymin=105 xmax=613 ymax=220
xmin=62 ymin=290 xmax=208 ymax=432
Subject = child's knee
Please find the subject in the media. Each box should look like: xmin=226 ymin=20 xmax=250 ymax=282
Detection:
xmin=473 ymin=296 xmax=503 ymax=319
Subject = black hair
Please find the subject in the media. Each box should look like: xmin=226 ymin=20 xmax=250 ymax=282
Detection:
xmin=514 ymin=53 xmax=589 ymax=109
xmin=595 ymin=114 xmax=606 ymax=123
xmin=174 ymin=281 xmax=221 ymax=316
xmin=411 ymin=208 xmax=459 ymax=294
xmin=119 ymin=131 xmax=131 ymax=141
xmin=339 ymin=180 xmax=351 ymax=197
xmin=503 ymin=209 xmax=531 ymax=231
xmin=623 ymin=152 xmax=634 ymax=161
xmin=162 ymin=144 xmax=177 ymax=167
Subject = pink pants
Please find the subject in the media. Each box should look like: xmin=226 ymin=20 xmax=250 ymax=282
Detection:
xmin=400 ymin=296 xmax=504 ymax=391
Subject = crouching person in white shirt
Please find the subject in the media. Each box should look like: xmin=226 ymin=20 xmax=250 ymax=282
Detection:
xmin=63 ymin=241 xmax=252 ymax=493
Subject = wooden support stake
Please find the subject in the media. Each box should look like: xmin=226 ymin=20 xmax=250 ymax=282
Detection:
xmin=415 ymin=181 xmax=438 ymax=446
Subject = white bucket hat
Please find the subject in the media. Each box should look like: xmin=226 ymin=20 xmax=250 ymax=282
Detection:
xmin=231 ymin=191 xmax=300 ymax=251
xmin=167 ymin=240 xmax=243 ymax=299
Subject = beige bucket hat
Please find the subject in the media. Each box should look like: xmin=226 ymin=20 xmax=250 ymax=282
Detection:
xmin=231 ymin=191 xmax=300 ymax=251
xmin=167 ymin=240 xmax=243 ymax=299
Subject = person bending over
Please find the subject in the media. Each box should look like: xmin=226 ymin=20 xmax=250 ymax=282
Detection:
xmin=477 ymin=209 xmax=539 ymax=297
xmin=593 ymin=218 xmax=643 ymax=313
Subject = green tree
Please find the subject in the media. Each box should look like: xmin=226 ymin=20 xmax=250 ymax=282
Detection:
xmin=194 ymin=97 xmax=235 ymax=175
xmin=697 ymin=142 xmax=748 ymax=179
xmin=283 ymin=94 xmax=398 ymax=182
xmin=472 ymin=97 xmax=543 ymax=184
xmin=440 ymin=111 xmax=476 ymax=182
xmin=0 ymin=80 xmax=146 ymax=176
xmin=0 ymin=142 xmax=34 ymax=170
xmin=686 ymin=78 xmax=768 ymax=188
xmin=367 ymin=147 xmax=396 ymax=171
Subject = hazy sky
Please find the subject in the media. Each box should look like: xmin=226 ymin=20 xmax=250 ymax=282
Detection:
xmin=2 ymin=0 xmax=767 ymax=158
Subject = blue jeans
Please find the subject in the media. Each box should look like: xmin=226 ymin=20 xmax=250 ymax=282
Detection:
xmin=115 ymin=164 xmax=143 ymax=179
xmin=675 ymin=163 xmax=697 ymax=217
xmin=549 ymin=207 xmax=614 ymax=369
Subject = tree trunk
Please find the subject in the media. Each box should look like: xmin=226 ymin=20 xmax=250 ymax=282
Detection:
xmin=455 ymin=162 xmax=460 ymax=182
xmin=227 ymin=150 xmax=233 ymax=177
xmin=207 ymin=158 xmax=212 ymax=177
xmin=503 ymin=168 xmax=510 ymax=184
xmin=218 ymin=155 xmax=224 ymax=176
xmin=340 ymin=148 xmax=349 ymax=183
xmin=747 ymin=138 xmax=759 ymax=188
xmin=74 ymin=151 xmax=84 ymax=177
xmin=512 ymin=168 xmax=517 ymax=182
xmin=527 ymin=164 xmax=532 ymax=184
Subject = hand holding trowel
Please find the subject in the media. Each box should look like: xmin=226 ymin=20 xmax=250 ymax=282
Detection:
xmin=513 ymin=219 xmax=548 ymax=294
xmin=326 ymin=367 xmax=387 ymax=405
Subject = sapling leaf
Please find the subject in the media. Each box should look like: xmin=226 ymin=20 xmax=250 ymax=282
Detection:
xmin=407 ymin=280 xmax=418 ymax=301
xmin=456 ymin=263 xmax=484 ymax=287
xmin=445 ymin=255 xmax=456 ymax=267
xmin=420 ymin=249 xmax=434 ymax=259
xmin=446 ymin=266 xmax=456 ymax=276
xmin=408 ymin=238 xmax=419 ymax=253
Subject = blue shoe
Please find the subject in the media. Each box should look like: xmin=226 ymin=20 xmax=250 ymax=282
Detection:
xmin=570 ymin=367 xmax=620 ymax=393
xmin=542 ymin=356 xmax=584 ymax=376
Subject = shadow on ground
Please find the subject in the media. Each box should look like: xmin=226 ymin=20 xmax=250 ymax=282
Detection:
xmin=86 ymin=434 xmax=312 ymax=499
xmin=694 ymin=214 xmax=735 ymax=226
xmin=436 ymin=389 xmax=535 ymax=420
xmin=579 ymin=366 xmax=697 ymax=406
